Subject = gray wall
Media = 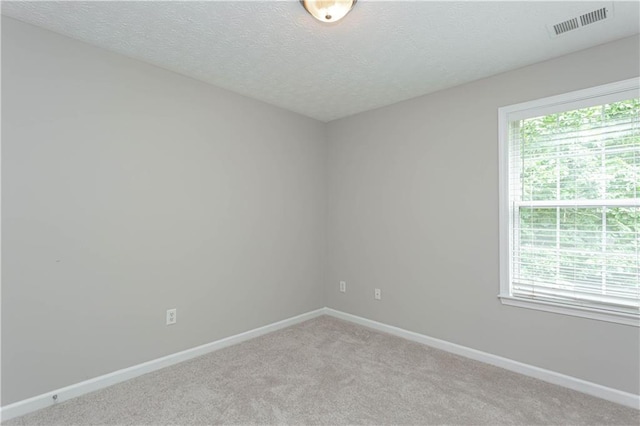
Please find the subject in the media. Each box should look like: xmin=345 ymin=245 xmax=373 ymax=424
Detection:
xmin=326 ymin=35 xmax=640 ymax=395
xmin=2 ymin=17 xmax=326 ymax=405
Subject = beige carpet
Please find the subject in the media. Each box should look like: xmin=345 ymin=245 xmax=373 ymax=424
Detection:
xmin=4 ymin=315 xmax=639 ymax=425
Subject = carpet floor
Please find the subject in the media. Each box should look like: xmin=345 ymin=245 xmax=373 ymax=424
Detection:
xmin=4 ymin=315 xmax=639 ymax=425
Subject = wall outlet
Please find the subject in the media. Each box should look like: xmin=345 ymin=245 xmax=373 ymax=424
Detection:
xmin=339 ymin=281 xmax=346 ymax=293
xmin=166 ymin=308 xmax=177 ymax=325
xmin=374 ymin=288 xmax=381 ymax=300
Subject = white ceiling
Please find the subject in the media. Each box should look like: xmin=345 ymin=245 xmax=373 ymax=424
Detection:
xmin=2 ymin=1 xmax=639 ymax=122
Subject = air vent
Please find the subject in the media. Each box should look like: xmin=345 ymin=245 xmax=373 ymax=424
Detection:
xmin=553 ymin=18 xmax=579 ymax=35
xmin=580 ymin=7 xmax=607 ymax=26
xmin=547 ymin=4 xmax=613 ymax=37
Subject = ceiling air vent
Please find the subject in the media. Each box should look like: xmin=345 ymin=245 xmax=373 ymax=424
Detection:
xmin=553 ymin=18 xmax=579 ymax=35
xmin=547 ymin=4 xmax=613 ymax=37
xmin=580 ymin=7 xmax=608 ymax=26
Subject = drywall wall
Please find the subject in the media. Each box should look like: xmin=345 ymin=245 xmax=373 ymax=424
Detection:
xmin=1 ymin=17 xmax=326 ymax=405
xmin=326 ymin=35 xmax=640 ymax=395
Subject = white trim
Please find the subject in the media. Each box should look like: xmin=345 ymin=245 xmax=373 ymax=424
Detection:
xmin=324 ymin=308 xmax=640 ymax=410
xmin=499 ymin=77 xmax=639 ymax=121
xmin=0 ymin=308 xmax=325 ymax=422
xmin=499 ymin=295 xmax=639 ymax=327
xmin=498 ymin=102 xmax=511 ymax=299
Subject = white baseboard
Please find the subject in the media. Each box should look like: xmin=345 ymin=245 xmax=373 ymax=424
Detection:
xmin=0 ymin=308 xmax=325 ymax=422
xmin=324 ymin=308 xmax=640 ymax=410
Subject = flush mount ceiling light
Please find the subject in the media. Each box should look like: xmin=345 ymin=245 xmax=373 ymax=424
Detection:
xmin=300 ymin=0 xmax=357 ymax=23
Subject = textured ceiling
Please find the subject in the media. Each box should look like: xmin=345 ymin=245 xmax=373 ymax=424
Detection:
xmin=2 ymin=1 xmax=639 ymax=122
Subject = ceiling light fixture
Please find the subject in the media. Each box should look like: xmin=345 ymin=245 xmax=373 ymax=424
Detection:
xmin=300 ymin=0 xmax=357 ymax=23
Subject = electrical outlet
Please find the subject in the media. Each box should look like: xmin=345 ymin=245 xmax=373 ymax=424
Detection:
xmin=166 ymin=308 xmax=177 ymax=325
xmin=339 ymin=281 xmax=346 ymax=293
xmin=374 ymin=288 xmax=381 ymax=300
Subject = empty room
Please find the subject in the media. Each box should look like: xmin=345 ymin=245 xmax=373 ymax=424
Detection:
xmin=1 ymin=1 xmax=639 ymax=425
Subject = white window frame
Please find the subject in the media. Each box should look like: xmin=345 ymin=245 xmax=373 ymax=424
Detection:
xmin=498 ymin=78 xmax=640 ymax=327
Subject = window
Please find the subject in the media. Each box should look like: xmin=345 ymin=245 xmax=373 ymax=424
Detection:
xmin=499 ymin=79 xmax=640 ymax=326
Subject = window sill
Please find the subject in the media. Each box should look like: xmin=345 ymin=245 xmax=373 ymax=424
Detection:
xmin=498 ymin=295 xmax=639 ymax=327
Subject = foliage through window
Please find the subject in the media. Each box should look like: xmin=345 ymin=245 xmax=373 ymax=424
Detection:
xmin=499 ymin=79 xmax=640 ymax=325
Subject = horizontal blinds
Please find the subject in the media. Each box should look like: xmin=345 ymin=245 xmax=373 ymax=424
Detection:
xmin=508 ymin=98 xmax=640 ymax=315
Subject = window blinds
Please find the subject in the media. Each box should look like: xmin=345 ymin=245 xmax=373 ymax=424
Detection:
xmin=508 ymin=97 xmax=640 ymax=315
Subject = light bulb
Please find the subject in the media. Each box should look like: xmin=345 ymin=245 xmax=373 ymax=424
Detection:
xmin=301 ymin=0 xmax=357 ymax=23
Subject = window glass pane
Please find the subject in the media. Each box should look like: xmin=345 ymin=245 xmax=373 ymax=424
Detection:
xmin=518 ymin=99 xmax=640 ymax=202
xmin=522 ymin=157 xmax=557 ymax=201
xmin=559 ymin=155 xmax=600 ymax=200
xmin=606 ymin=207 xmax=639 ymax=298
xmin=518 ymin=207 xmax=557 ymax=285
xmin=520 ymin=207 xmax=556 ymax=248
xmin=606 ymin=151 xmax=638 ymax=199
xmin=559 ymin=207 xmax=603 ymax=293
